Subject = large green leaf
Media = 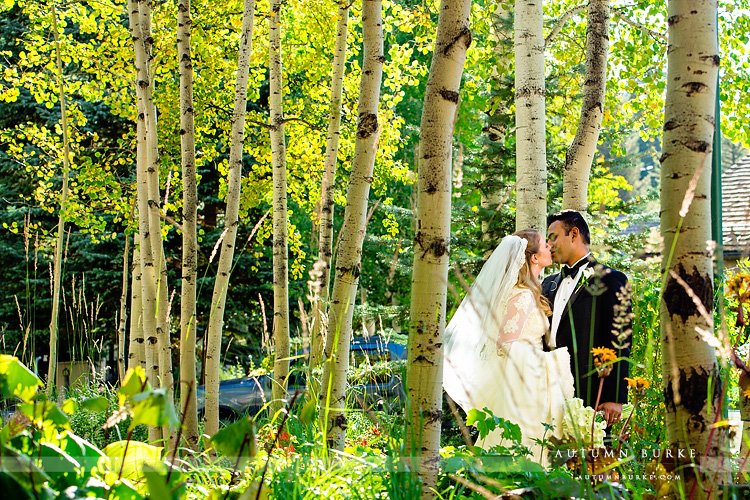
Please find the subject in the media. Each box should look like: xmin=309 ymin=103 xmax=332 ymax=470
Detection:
xmin=209 ymin=415 xmax=256 ymax=459
xmin=101 ymin=440 xmax=163 ymax=485
xmin=118 ymin=367 xmax=151 ymax=407
xmin=0 ymin=355 xmax=42 ymax=402
xmin=0 ymin=471 xmax=33 ymax=500
xmin=129 ymin=388 xmax=179 ymax=431
xmin=38 ymin=442 xmax=80 ymax=489
xmin=19 ymin=397 xmax=71 ymax=430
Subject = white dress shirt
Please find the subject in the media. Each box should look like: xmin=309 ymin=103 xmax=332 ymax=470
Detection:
xmin=548 ymin=253 xmax=591 ymax=348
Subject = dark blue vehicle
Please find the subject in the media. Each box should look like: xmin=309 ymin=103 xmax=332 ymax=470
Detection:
xmin=196 ymin=336 xmax=406 ymax=419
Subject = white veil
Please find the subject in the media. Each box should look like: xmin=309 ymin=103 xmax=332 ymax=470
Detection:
xmin=442 ymin=234 xmax=528 ymax=413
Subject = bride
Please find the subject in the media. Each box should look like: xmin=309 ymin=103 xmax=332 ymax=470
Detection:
xmin=443 ymin=230 xmax=574 ymax=463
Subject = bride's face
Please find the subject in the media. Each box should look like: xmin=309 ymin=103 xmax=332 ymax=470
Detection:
xmin=533 ymin=234 xmax=553 ymax=268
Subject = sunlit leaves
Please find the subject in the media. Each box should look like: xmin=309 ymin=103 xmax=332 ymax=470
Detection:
xmin=0 ymin=354 xmax=42 ymax=402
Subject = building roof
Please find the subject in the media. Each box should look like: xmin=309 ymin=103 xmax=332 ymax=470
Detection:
xmin=723 ymin=155 xmax=750 ymax=257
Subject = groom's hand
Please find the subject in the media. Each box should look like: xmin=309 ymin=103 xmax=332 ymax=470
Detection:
xmin=598 ymin=402 xmax=623 ymax=426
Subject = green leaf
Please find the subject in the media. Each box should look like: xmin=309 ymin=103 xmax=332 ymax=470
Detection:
xmin=19 ymin=399 xmax=70 ymax=430
xmin=119 ymin=367 xmax=151 ymax=406
xmin=0 ymin=355 xmax=42 ymax=402
xmin=62 ymin=398 xmax=78 ymax=414
xmin=129 ymin=388 xmax=179 ymax=430
xmin=39 ymin=442 xmax=80 ymax=489
xmin=101 ymin=440 xmax=163 ymax=484
xmin=0 ymin=471 xmax=33 ymax=500
xmin=209 ymin=415 xmax=256 ymax=459
xmin=81 ymin=396 xmax=110 ymax=412
xmin=142 ymin=463 xmax=172 ymax=500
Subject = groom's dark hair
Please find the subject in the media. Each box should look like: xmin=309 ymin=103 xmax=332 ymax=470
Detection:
xmin=547 ymin=210 xmax=590 ymax=245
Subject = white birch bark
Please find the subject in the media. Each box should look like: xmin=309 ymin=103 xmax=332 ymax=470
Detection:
xmin=318 ymin=0 xmax=383 ymax=451
xmin=47 ymin=3 xmax=70 ymax=395
xmin=310 ymin=2 xmax=351 ymax=380
xmin=128 ymin=0 xmax=162 ymax=443
xmin=128 ymin=245 xmax=145 ymax=372
xmin=117 ymin=234 xmax=130 ymax=383
xmin=177 ymin=0 xmax=199 ymax=451
xmin=514 ymin=0 xmax=546 ymax=232
xmin=407 ymin=0 xmax=471 ymax=495
xmin=563 ymin=0 xmax=610 ymax=212
xmin=659 ymin=0 xmax=726 ymax=485
xmin=204 ymin=0 xmax=256 ymax=438
xmin=269 ymin=0 xmax=290 ymax=417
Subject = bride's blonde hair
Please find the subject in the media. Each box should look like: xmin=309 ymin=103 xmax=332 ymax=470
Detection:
xmin=514 ymin=229 xmax=552 ymax=317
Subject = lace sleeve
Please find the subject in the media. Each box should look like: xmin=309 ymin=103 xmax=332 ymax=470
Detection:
xmin=496 ymin=290 xmax=534 ymax=354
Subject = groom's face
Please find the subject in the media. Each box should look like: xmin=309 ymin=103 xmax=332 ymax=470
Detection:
xmin=547 ymin=220 xmax=575 ymax=265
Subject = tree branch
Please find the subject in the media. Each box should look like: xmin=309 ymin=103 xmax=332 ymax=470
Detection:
xmin=613 ymin=9 xmax=667 ymax=41
xmin=281 ymin=116 xmax=324 ymax=131
xmin=545 ymin=4 xmax=586 ymax=49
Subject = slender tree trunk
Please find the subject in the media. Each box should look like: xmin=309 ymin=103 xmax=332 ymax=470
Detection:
xmin=514 ymin=0 xmax=546 ymax=232
xmin=177 ymin=0 xmax=200 ymax=452
xmin=117 ymin=234 xmax=130 ymax=384
xmin=128 ymin=245 xmax=145 ymax=372
xmin=319 ymin=0 xmax=384 ymax=451
xmin=47 ymin=3 xmax=71 ymax=395
xmin=269 ymin=0 xmax=290 ymax=417
xmin=406 ymin=0 xmax=471 ymax=496
xmin=563 ymin=0 xmax=610 ymax=212
xmin=128 ymin=0 xmax=161 ymax=443
xmin=660 ymin=0 xmax=726 ymax=491
xmin=310 ymin=1 xmax=351 ymax=383
xmin=204 ymin=0 xmax=257 ymax=438
xmin=137 ymin=0 xmax=175 ymax=446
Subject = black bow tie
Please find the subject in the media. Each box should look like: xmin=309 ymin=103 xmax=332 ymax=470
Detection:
xmin=562 ymin=261 xmax=586 ymax=279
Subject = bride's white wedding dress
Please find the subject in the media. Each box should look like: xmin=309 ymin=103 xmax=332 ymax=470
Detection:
xmin=443 ymin=236 xmax=574 ymax=465
xmin=475 ymin=286 xmax=574 ymax=460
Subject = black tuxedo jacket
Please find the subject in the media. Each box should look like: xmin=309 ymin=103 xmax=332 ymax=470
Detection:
xmin=542 ymin=256 xmax=631 ymax=407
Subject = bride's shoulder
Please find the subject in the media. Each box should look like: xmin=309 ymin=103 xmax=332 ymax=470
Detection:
xmin=509 ymin=286 xmax=534 ymax=302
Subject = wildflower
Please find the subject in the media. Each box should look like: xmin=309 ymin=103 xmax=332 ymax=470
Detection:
xmin=592 ymin=347 xmax=617 ymax=378
xmin=743 ymin=389 xmax=750 ymax=399
xmin=625 ymin=376 xmax=650 ymax=397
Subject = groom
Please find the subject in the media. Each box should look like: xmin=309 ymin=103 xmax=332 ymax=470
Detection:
xmin=542 ymin=210 xmax=631 ymax=426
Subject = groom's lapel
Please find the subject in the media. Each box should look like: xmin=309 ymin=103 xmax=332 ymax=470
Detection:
xmin=547 ymin=273 xmax=563 ymax=305
xmin=567 ymin=256 xmax=598 ymax=308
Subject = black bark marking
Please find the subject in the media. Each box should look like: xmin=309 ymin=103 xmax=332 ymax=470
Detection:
xmin=684 ymin=140 xmax=710 ymax=153
xmin=663 ymin=120 xmax=678 ymax=131
xmin=439 ymin=88 xmax=459 ymax=103
xmin=333 ymin=412 xmax=348 ymax=430
xmin=681 ymin=81 xmax=709 ymax=97
xmin=442 ymin=26 xmax=472 ymax=56
xmin=663 ymin=366 xmax=721 ymax=437
xmin=425 ymin=183 xmax=438 ymax=194
xmin=432 ymin=238 xmax=448 ymax=257
xmin=422 ymin=409 xmax=443 ymax=425
xmin=356 ymin=113 xmax=378 ymax=139
xmin=667 ymin=15 xmax=682 ymax=26
xmin=664 ymin=262 xmax=713 ymax=322
xmin=377 ymin=55 xmax=386 ymax=63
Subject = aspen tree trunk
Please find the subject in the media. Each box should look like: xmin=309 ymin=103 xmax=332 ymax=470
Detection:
xmin=117 ymin=234 xmax=130 ymax=383
xmin=137 ymin=0 xmax=175 ymax=446
xmin=47 ymin=3 xmax=70 ymax=395
xmin=128 ymin=245 xmax=145 ymax=372
xmin=406 ymin=0 xmax=471 ymax=496
xmin=310 ymin=2 xmax=351 ymax=381
xmin=318 ymin=0 xmax=383 ymax=451
xmin=204 ymin=0 xmax=256 ymax=438
xmin=481 ymin=1 xmax=512 ymax=239
xmin=177 ymin=0 xmax=200 ymax=452
xmin=128 ymin=0 xmax=162 ymax=443
xmin=563 ymin=0 xmax=609 ymax=212
xmin=659 ymin=0 xmax=726 ymax=490
xmin=269 ymin=0 xmax=291 ymax=417
xmin=514 ymin=0 xmax=546 ymax=232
